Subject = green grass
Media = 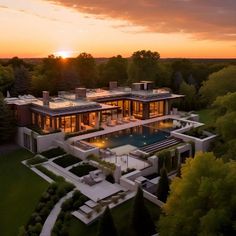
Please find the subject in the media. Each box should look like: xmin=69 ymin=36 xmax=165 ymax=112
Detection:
xmin=26 ymin=155 xmax=47 ymax=166
xmin=68 ymin=199 xmax=161 ymax=236
xmin=196 ymin=109 xmax=216 ymax=126
xmin=0 ymin=149 xmax=49 ymax=236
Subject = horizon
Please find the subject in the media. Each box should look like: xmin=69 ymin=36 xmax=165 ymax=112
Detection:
xmin=0 ymin=0 xmax=236 ymax=58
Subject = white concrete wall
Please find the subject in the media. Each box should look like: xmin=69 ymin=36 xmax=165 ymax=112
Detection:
xmin=36 ymin=132 xmax=64 ymax=153
xmin=68 ymin=145 xmax=99 ymax=160
xmin=16 ymin=127 xmax=64 ymax=153
xmin=120 ymin=176 xmax=138 ymax=191
xmin=171 ymin=125 xmax=217 ymax=152
xmin=143 ymin=190 xmax=164 ymax=207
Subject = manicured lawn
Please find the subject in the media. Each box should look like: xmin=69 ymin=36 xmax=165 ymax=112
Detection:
xmin=0 ymin=149 xmax=49 ymax=236
xmin=69 ymin=163 xmax=97 ymax=177
xmin=196 ymin=109 xmax=216 ymax=125
xmin=53 ymin=154 xmax=81 ymax=168
xmin=68 ymin=198 xmax=161 ymax=236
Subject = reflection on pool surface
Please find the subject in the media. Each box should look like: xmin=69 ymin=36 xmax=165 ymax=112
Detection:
xmin=85 ymin=119 xmax=178 ymax=149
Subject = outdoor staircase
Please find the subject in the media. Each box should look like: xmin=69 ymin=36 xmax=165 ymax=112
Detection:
xmin=140 ymin=137 xmax=181 ymax=154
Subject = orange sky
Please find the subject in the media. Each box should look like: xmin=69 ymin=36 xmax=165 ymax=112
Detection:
xmin=0 ymin=0 xmax=235 ymax=58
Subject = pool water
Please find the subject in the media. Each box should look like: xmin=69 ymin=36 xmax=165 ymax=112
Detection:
xmin=85 ymin=119 xmax=176 ymax=149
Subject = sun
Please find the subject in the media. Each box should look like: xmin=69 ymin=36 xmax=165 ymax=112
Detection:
xmin=55 ymin=50 xmax=72 ymax=59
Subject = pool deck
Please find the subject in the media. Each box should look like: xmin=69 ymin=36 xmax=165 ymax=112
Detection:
xmin=68 ymin=115 xmax=180 ymax=143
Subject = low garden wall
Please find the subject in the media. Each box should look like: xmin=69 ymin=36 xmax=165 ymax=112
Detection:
xmin=68 ymin=145 xmax=99 ymax=160
xmin=171 ymin=125 xmax=217 ymax=152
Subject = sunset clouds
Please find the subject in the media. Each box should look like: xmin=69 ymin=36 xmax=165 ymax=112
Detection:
xmin=0 ymin=0 xmax=235 ymax=58
xmin=48 ymin=0 xmax=236 ymax=40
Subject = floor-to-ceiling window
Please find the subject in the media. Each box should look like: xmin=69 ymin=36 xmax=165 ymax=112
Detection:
xmin=149 ymin=101 xmax=164 ymax=118
xmin=133 ymin=101 xmax=143 ymax=118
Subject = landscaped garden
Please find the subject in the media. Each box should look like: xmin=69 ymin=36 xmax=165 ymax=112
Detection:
xmin=0 ymin=149 xmax=49 ymax=236
xmin=53 ymin=154 xmax=82 ymax=168
xmin=69 ymin=163 xmax=97 ymax=177
xmin=20 ymin=181 xmax=74 ymax=235
xmin=68 ymin=198 xmax=161 ymax=236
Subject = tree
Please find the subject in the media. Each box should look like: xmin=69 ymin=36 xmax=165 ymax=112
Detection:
xmin=98 ymin=55 xmax=128 ymax=87
xmin=128 ymin=50 xmax=160 ymax=83
xmin=155 ymin=62 xmax=173 ymax=88
xmin=76 ymin=53 xmax=97 ymax=88
xmin=0 ymin=92 xmax=16 ymax=142
xmin=200 ymin=66 xmax=236 ymax=105
xmin=212 ymin=92 xmax=236 ymax=160
xmin=178 ymin=81 xmax=197 ymax=111
xmin=0 ymin=65 xmax=14 ymax=94
xmin=131 ymin=187 xmax=156 ymax=236
xmin=97 ymin=207 xmax=118 ymax=236
xmin=158 ymin=152 xmax=236 ymax=236
xmin=156 ymin=168 xmax=170 ymax=202
xmin=10 ymin=65 xmax=31 ymax=96
xmin=172 ymin=71 xmax=183 ymax=92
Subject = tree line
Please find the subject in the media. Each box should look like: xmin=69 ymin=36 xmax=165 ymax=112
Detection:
xmin=0 ymin=51 xmax=235 ymax=104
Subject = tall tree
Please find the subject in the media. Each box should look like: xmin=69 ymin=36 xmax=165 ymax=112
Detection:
xmin=97 ymin=207 xmax=118 ymax=236
xmin=172 ymin=71 xmax=183 ymax=92
xmin=98 ymin=55 xmax=128 ymax=87
xmin=128 ymin=50 xmax=160 ymax=83
xmin=10 ymin=65 xmax=31 ymax=96
xmin=200 ymin=65 xmax=236 ymax=106
xmin=211 ymin=92 xmax=236 ymax=161
xmin=178 ymin=81 xmax=197 ymax=111
xmin=0 ymin=65 xmax=14 ymax=94
xmin=156 ymin=168 xmax=170 ymax=203
xmin=76 ymin=53 xmax=97 ymax=88
xmin=131 ymin=187 xmax=156 ymax=236
xmin=159 ymin=152 xmax=236 ymax=236
xmin=0 ymin=92 xmax=16 ymax=142
xmin=155 ymin=62 xmax=173 ymax=88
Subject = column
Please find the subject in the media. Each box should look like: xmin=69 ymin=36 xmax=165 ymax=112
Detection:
xmin=142 ymin=102 xmax=149 ymax=119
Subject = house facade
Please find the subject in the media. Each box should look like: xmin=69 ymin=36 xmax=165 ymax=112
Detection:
xmin=5 ymin=81 xmax=184 ymax=152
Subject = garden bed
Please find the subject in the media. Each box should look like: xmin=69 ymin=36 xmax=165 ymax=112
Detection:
xmin=53 ymin=155 xmax=82 ymax=168
xmin=40 ymin=147 xmax=66 ymax=159
xmin=26 ymin=155 xmax=47 ymax=166
xmin=69 ymin=164 xmax=97 ymax=177
xmin=184 ymin=128 xmax=208 ymax=139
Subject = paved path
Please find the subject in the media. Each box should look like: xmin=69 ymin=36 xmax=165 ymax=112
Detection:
xmin=40 ymin=190 xmax=74 ymax=236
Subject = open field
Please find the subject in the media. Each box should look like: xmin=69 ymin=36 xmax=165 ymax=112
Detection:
xmin=0 ymin=149 xmax=49 ymax=236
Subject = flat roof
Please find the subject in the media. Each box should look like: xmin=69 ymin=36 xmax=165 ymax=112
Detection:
xmin=31 ymin=103 xmax=118 ymax=116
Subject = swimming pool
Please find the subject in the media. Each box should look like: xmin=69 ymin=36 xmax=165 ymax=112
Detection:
xmin=85 ymin=119 xmax=177 ymax=149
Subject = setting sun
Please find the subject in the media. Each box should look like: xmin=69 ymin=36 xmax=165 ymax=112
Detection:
xmin=54 ymin=51 xmax=72 ymax=59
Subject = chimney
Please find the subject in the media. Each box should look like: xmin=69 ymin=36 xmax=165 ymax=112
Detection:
xmin=109 ymin=81 xmax=118 ymax=90
xmin=140 ymin=81 xmax=154 ymax=90
xmin=132 ymin=83 xmax=145 ymax=91
xmin=42 ymin=91 xmax=49 ymax=106
xmin=75 ymin=88 xmax=86 ymax=99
